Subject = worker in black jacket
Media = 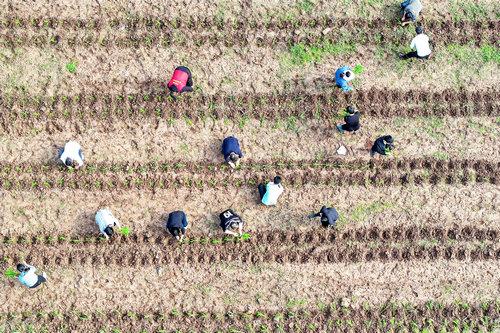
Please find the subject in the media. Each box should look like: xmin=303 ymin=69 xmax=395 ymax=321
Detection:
xmin=371 ymin=135 xmax=395 ymax=157
xmin=219 ymin=209 xmax=244 ymax=236
xmin=337 ymin=106 xmax=360 ymax=134
xmin=309 ymin=206 xmax=339 ymax=228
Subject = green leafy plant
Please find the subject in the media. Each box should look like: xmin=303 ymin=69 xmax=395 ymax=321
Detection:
xmin=353 ymin=64 xmax=364 ymax=75
xmin=118 ymin=226 xmax=131 ymax=237
xmin=4 ymin=267 xmax=19 ymax=278
xmin=66 ymin=61 xmax=77 ymax=74
xmin=240 ymin=233 xmax=251 ymax=241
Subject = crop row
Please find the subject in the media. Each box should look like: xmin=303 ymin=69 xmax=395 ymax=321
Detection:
xmin=1 ymin=302 xmax=498 ymax=333
xmin=2 ymin=16 xmax=497 ymax=32
xmin=1 ymin=19 xmax=497 ymax=47
xmin=1 ymin=158 xmax=496 ymax=176
xmin=0 ymin=170 xmax=497 ymax=191
xmin=2 ymin=241 xmax=499 ymax=268
xmin=0 ymin=89 xmax=498 ymax=127
xmin=0 ymin=172 xmax=492 ymax=189
xmin=2 ymin=225 xmax=497 ymax=246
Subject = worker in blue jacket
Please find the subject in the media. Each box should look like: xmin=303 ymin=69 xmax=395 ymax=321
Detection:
xmin=222 ymin=136 xmax=243 ymax=169
xmin=334 ymin=66 xmax=355 ymax=92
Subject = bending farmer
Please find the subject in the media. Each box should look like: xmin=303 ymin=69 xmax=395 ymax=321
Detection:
xmin=17 ymin=262 xmax=47 ymax=289
xmin=219 ymin=209 xmax=244 ymax=236
xmin=337 ymin=106 xmax=360 ymax=134
xmin=95 ymin=208 xmax=121 ymax=240
xmin=334 ymin=66 xmax=355 ymax=92
xmin=167 ymin=66 xmax=193 ymax=99
xmin=222 ymin=136 xmax=244 ymax=169
xmin=371 ymin=135 xmax=395 ymax=157
xmin=59 ymin=140 xmax=84 ymax=169
xmin=258 ymin=176 xmax=284 ymax=206
xmin=400 ymin=26 xmax=432 ymax=60
xmin=401 ymin=0 xmax=422 ymax=26
xmin=309 ymin=206 xmax=339 ymax=228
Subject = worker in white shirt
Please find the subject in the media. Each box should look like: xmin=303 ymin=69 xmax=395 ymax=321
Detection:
xmin=59 ymin=140 xmax=84 ymax=169
xmin=258 ymin=176 xmax=284 ymax=206
xmin=17 ymin=262 xmax=47 ymax=289
xmin=399 ymin=26 xmax=432 ymax=60
xmin=95 ymin=208 xmax=121 ymax=239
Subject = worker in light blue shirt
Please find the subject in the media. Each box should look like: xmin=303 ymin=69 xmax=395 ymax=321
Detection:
xmin=258 ymin=176 xmax=284 ymax=206
xmin=334 ymin=66 xmax=355 ymax=92
xmin=17 ymin=262 xmax=47 ymax=289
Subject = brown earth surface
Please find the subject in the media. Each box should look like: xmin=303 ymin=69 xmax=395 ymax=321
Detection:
xmin=0 ymin=44 xmax=498 ymax=96
xmin=1 ymin=184 xmax=498 ymax=235
xmin=1 ymin=261 xmax=498 ymax=313
xmin=2 ymin=0 xmax=498 ymax=21
xmin=0 ymin=118 xmax=498 ymax=164
xmin=1 ymin=19 xmax=497 ymax=49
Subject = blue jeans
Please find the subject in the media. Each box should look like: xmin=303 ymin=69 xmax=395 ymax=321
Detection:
xmin=401 ymin=0 xmax=411 ymax=8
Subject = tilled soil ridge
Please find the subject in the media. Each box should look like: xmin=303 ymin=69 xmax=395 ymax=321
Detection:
xmin=1 ymin=45 xmax=498 ymax=95
xmin=1 ymin=261 xmax=498 ymax=313
xmin=1 ymin=184 xmax=497 ymax=235
xmin=2 ymin=19 xmax=497 ymax=48
xmin=1 ymin=118 xmax=498 ymax=163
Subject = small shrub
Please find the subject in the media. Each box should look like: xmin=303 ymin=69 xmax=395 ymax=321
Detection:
xmin=66 ymin=61 xmax=77 ymax=74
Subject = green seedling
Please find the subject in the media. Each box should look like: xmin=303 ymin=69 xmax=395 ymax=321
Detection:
xmin=353 ymin=64 xmax=364 ymax=75
xmin=241 ymin=233 xmax=251 ymax=241
xmin=4 ymin=267 xmax=19 ymax=279
xmin=66 ymin=61 xmax=77 ymax=74
xmin=118 ymin=226 xmax=131 ymax=237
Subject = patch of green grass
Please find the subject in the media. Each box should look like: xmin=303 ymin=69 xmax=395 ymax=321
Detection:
xmin=65 ymin=61 xmax=77 ymax=74
xmin=446 ymin=44 xmax=500 ymax=65
xmin=283 ymin=41 xmax=356 ymax=67
xmin=339 ymin=201 xmax=394 ymax=226
xmin=480 ymin=44 xmax=500 ymax=64
xmin=4 ymin=267 xmax=19 ymax=278
xmin=296 ymin=0 xmax=315 ymax=13
xmin=450 ymin=0 xmax=488 ymax=21
xmin=432 ymin=151 xmax=449 ymax=160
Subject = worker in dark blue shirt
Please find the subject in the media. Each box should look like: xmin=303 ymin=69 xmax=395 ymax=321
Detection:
xmin=337 ymin=106 xmax=360 ymax=134
xmin=219 ymin=209 xmax=244 ymax=236
xmin=371 ymin=135 xmax=395 ymax=157
xmin=309 ymin=206 xmax=339 ymax=228
xmin=166 ymin=211 xmax=189 ymax=241
xmin=222 ymin=136 xmax=243 ymax=169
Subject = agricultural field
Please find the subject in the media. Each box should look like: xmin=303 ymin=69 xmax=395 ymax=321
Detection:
xmin=0 ymin=0 xmax=499 ymax=332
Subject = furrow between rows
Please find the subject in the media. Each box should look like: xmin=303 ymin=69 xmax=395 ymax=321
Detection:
xmin=1 ymin=19 xmax=498 ymax=47
xmin=2 ymin=184 xmax=497 ymax=235
xmin=1 ymin=261 xmax=498 ymax=313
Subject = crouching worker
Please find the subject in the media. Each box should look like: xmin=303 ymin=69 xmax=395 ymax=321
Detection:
xmin=167 ymin=66 xmax=193 ymax=100
xmin=258 ymin=176 xmax=284 ymax=206
xmin=222 ymin=136 xmax=243 ymax=169
xmin=309 ymin=206 xmax=339 ymax=228
xmin=219 ymin=209 xmax=244 ymax=236
xmin=334 ymin=66 xmax=355 ymax=92
xmin=401 ymin=0 xmax=422 ymax=26
xmin=371 ymin=135 xmax=395 ymax=157
xmin=96 ymin=208 xmax=121 ymax=240
xmin=59 ymin=140 xmax=84 ymax=169
xmin=399 ymin=26 xmax=432 ymax=60
xmin=166 ymin=210 xmax=189 ymax=242
xmin=17 ymin=262 xmax=47 ymax=289
xmin=337 ymin=106 xmax=360 ymax=134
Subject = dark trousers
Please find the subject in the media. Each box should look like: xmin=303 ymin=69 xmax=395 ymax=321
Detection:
xmin=30 ymin=275 xmax=47 ymax=289
xmin=341 ymin=124 xmax=359 ymax=132
xmin=400 ymin=51 xmax=429 ymax=60
xmin=258 ymin=184 xmax=266 ymax=200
